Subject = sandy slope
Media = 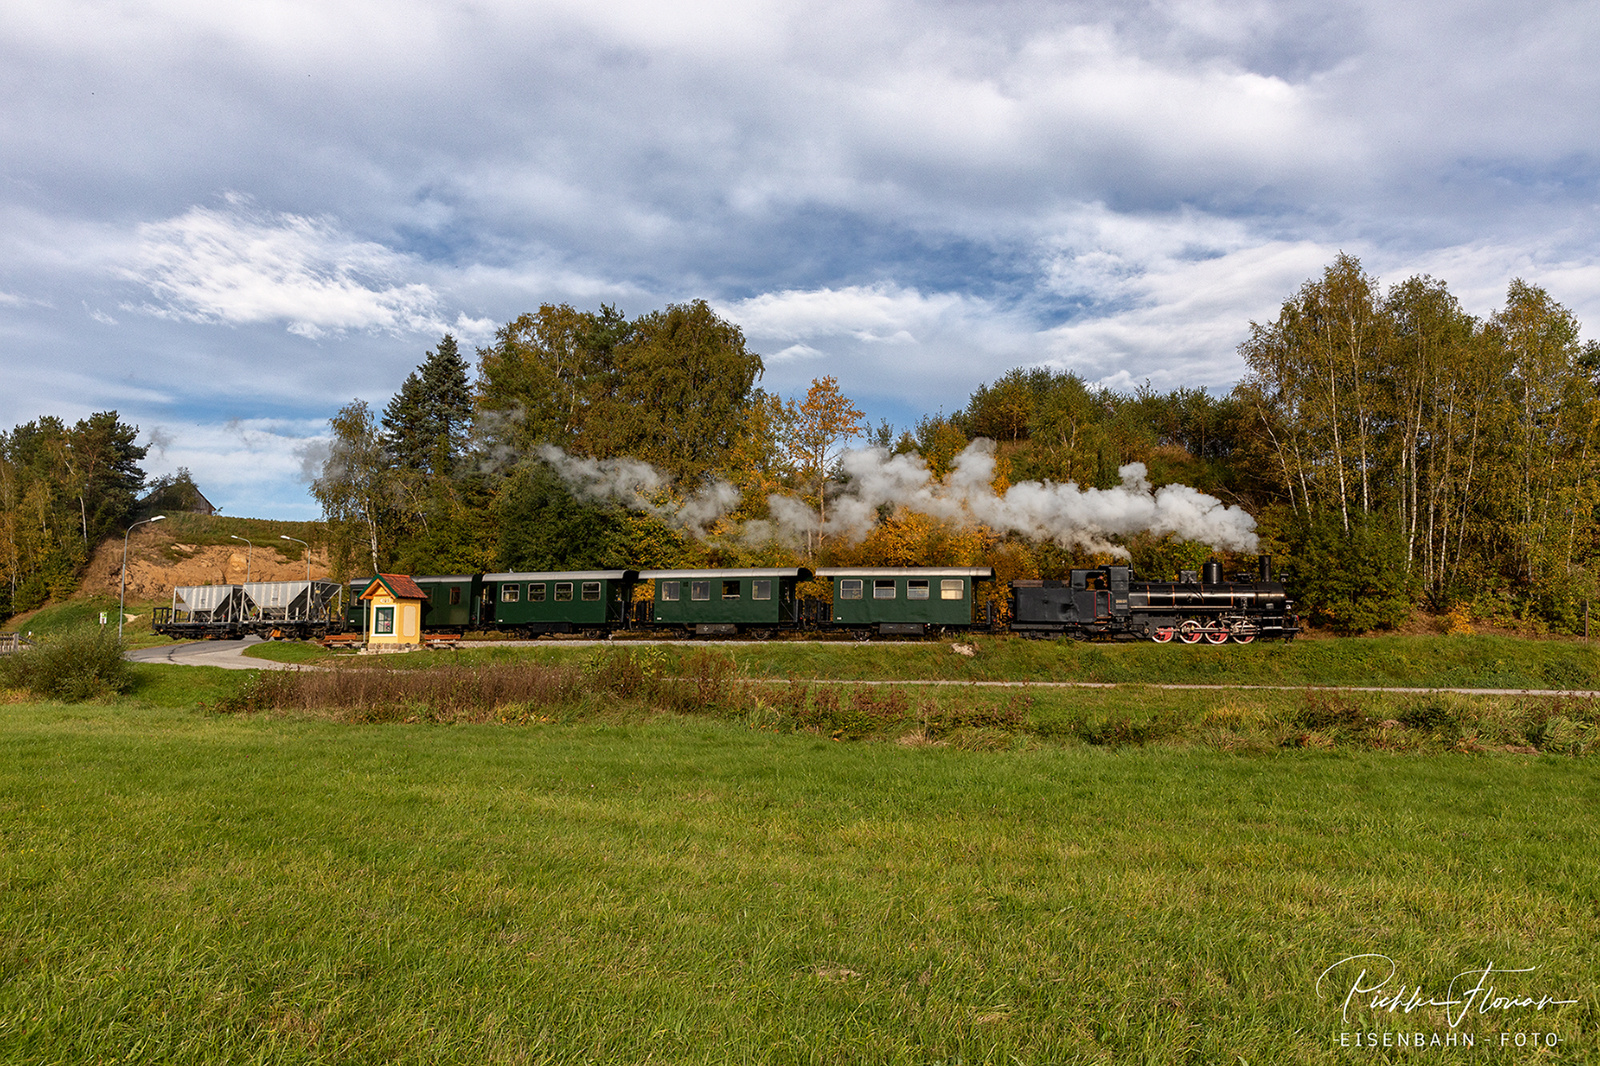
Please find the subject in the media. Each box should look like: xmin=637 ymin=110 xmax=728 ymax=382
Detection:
xmin=77 ymin=526 xmax=334 ymax=601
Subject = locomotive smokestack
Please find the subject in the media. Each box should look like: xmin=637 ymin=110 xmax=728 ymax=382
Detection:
xmin=1258 ymin=554 xmax=1273 ymax=582
xmin=1203 ymin=560 xmax=1222 ymax=585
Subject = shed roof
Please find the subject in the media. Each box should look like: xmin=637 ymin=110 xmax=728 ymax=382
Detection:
xmin=360 ymin=574 xmax=428 ymax=601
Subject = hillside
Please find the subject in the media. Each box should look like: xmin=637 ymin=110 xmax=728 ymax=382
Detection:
xmin=75 ymin=513 xmax=335 ymax=601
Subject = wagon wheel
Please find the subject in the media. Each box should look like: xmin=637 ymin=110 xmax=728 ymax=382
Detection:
xmin=1229 ymin=620 xmax=1258 ymax=645
xmin=1203 ymin=625 xmax=1229 ymax=645
xmin=1150 ymin=625 xmax=1175 ymax=644
xmin=1177 ymin=620 xmax=1203 ymax=644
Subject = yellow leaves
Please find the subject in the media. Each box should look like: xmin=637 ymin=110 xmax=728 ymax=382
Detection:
xmin=723 ymin=392 xmax=790 ymax=517
xmin=783 ymin=376 xmax=866 ymax=488
xmin=920 ymin=420 xmax=969 ymax=479
xmin=846 ymin=508 xmax=988 ymax=567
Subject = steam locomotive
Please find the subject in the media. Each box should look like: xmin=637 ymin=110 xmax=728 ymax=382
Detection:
xmin=154 ymin=556 xmax=1297 ymax=644
xmin=1008 ymin=557 xmax=1296 ymax=644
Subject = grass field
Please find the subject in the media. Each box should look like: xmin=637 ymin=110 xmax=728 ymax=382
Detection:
xmin=243 ymin=630 xmax=1600 ymax=693
xmin=2 ymin=686 xmax=1596 ymax=1063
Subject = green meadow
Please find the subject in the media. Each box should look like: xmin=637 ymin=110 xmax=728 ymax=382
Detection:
xmin=3 ymin=631 xmax=1599 ymax=1063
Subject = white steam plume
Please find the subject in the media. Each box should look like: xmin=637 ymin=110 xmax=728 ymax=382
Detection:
xmin=535 ymin=444 xmax=740 ymax=535
xmin=535 ymin=439 xmax=1258 ymax=555
xmin=809 ymin=440 xmax=1258 ymax=556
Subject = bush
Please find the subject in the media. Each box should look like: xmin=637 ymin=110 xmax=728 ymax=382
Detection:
xmin=1286 ymin=513 xmax=1415 ymax=633
xmin=0 ymin=627 xmax=133 ymax=701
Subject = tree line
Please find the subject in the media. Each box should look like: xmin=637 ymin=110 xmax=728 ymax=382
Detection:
xmin=4 ymin=257 xmax=1591 ymax=633
xmin=308 ymin=264 xmax=1595 ymax=633
xmin=0 ymin=413 xmax=150 ymax=616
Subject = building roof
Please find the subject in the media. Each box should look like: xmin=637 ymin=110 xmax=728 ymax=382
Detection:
xmin=360 ymin=574 xmax=428 ymax=601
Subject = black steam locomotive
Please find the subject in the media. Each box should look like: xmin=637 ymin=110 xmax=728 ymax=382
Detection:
xmin=1008 ymin=557 xmax=1296 ymax=643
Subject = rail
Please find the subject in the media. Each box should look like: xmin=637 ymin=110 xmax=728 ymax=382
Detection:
xmin=0 ymin=633 xmax=33 ymax=654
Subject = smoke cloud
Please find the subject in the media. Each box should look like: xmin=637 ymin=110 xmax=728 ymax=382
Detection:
xmin=772 ymin=441 xmax=1256 ymax=555
xmin=535 ymin=444 xmax=740 ymax=536
xmin=536 ymin=439 xmax=1258 ymax=555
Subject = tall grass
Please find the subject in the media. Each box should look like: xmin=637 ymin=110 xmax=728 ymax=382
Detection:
xmin=205 ymin=648 xmax=751 ymax=723
xmin=0 ymin=626 xmax=132 ymax=701
xmin=199 ymin=645 xmax=1600 ymax=758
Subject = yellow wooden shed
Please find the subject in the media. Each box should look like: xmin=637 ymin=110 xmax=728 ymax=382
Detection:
xmin=360 ymin=574 xmax=427 ymax=649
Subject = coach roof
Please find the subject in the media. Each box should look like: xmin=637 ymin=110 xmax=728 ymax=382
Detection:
xmin=813 ymin=567 xmax=993 ymax=578
xmin=483 ymin=571 xmax=638 ymax=582
xmin=639 ymin=568 xmax=814 ymax=580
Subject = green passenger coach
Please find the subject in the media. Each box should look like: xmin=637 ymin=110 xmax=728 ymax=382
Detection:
xmin=484 ymin=571 xmax=638 ymax=635
xmin=413 ymin=575 xmax=482 ymax=630
xmin=642 ymin=568 xmax=813 ymax=636
xmin=815 ymin=567 xmax=994 ymax=636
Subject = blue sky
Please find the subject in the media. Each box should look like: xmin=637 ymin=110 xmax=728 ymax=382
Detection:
xmin=3 ymin=0 xmax=1598 ymax=518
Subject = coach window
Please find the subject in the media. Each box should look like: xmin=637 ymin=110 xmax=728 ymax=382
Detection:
xmin=840 ymin=579 xmax=863 ymax=600
xmin=530 ymin=583 xmax=547 ymax=602
xmin=873 ymin=579 xmax=896 ymax=599
xmin=555 ymin=582 xmax=574 ymax=602
xmin=691 ymin=581 xmax=710 ymax=601
xmin=449 ymin=586 xmax=461 ymax=606
xmin=661 ymin=581 xmax=680 ymax=601
xmin=722 ymin=580 xmax=741 ymax=600
xmin=752 ymin=579 xmax=772 ymax=601
xmin=907 ymin=580 xmax=929 ymax=600
xmin=582 ymin=582 xmax=602 ymax=601
xmin=941 ymin=579 xmax=965 ymax=600
xmin=501 ymin=583 xmax=520 ymax=603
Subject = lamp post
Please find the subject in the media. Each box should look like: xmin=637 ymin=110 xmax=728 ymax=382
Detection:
xmin=230 ymin=534 xmax=253 ymax=583
xmin=120 ymin=515 xmax=166 ymax=643
xmin=281 ymin=535 xmax=311 ymax=620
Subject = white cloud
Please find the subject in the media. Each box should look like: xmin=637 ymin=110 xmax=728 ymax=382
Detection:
xmin=3 ymin=0 xmax=1599 ymax=518
xmin=140 ymin=417 xmax=330 ymax=520
xmin=119 ymin=197 xmax=449 ymax=338
xmin=724 ymin=284 xmax=976 ymax=345
xmin=1033 ymin=204 xmax=1341 ymax=387
xmin=720 ymin=283 xmax=1044 ymax=408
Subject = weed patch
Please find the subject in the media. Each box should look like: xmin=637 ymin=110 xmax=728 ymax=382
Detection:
xmin=0 ymin=627 xmax=132 ymax=701
xmin=201 ymin=646 xmax=751 ymax=724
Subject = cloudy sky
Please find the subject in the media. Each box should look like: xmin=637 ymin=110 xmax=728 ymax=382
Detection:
xmin=3 ymin=0 xmax=1597 ymax=518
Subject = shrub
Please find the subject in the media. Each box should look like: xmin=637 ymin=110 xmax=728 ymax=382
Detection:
xmin=924 ymin=695 xmax=1030 ymax=738
xmin=1295 ymin=689 xmax=1370 ymax=732
xmin=1286 ymin=513 xmax=1415 ymax=633
xmin=0 ymin=627 xmax=133 ymax=702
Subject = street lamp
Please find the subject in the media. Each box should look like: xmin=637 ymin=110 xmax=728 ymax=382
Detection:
xmin=120 ymin=515 xmax=166 ymax=643
xmin=230 ymin=534 xmax=253 ymax=583
xmin=281 ymin=535 xmax=311 ymax=620
xmin=280 ymin=535 xmax=310 ymax=584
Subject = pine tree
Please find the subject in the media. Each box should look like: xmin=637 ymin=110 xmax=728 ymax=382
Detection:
xmin=382 ymin=334 xmax=473 ymax=477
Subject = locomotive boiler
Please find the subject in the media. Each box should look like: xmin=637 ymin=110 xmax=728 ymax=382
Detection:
xmin=1008 ymin=557 xmax=1296 ymax=644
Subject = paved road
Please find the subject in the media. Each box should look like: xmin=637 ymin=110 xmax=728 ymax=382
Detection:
xmin=126 ymin=636 xmax=297 ymax=670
